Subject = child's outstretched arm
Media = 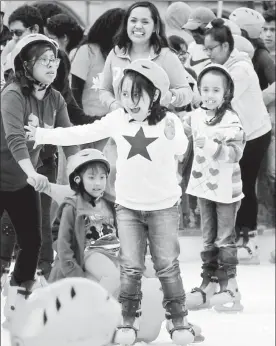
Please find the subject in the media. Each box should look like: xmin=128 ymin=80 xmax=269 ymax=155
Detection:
xmin=166 ymin=113 xmax=189 ymax=156
xmin=24 ymin=110 xmax=119 ymax=147
xmin=57 ymin=205 xmax=85 ymax=278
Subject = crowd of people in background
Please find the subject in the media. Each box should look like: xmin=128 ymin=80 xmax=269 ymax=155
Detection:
xmin=0 ymin=1 xmax=275 ymax=344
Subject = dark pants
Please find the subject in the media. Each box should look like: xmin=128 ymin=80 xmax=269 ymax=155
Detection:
xmin=0 ymin=157 xmax=57 ymax=272
xmin=198 ymin=198 xmax=240 ymax=278
xmin=0 ymin=185 xmax=41 ymax=284
xmin=236 ymin=131 xmax=271 ymax=231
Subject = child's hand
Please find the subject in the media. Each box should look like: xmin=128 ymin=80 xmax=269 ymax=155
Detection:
xmin=164 ymin=118 xmax=175 ymax=140
xmin=27 ymin=172 xmax=49 ymax=192
xmin=195 ymin=137 xmax=206 ymax=148
xmin=24 ymin=124 xmax=37 ymax=141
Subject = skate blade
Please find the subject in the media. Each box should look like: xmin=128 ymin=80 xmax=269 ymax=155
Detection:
xmin=238 ymin=257 xmax=260 ymax=265
xmin=188 ymin=301 xmax=212 ymax=311
xmin=192 ymin=334 xmax=205 ymax=343
xmin=213 ymin=301 xmax=244 ymax=313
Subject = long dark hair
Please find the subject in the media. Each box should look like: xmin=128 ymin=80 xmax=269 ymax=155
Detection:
xmin=119 ymin=70 xmax=167 ymax=126
xmin=113 ymin=1 xmax=169 ymax=55
xmin=79 ymin=8 xmax=125 ymax=59
xmin=198 ymin=69 xmax=236 ymax=126
xmin=46 ymin=14 xmax=84 ymax=54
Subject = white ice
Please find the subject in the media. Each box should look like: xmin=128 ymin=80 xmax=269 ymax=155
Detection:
xmin=1 ymin=233 xmax=275 ymax=346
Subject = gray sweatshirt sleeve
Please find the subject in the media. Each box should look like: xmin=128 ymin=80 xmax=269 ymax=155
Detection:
xmin=1 ymin=89 xmax=30 ymax=162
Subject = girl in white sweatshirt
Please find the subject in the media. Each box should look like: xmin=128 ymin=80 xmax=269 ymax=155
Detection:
xmin=25 ymin=59 xmax=202 ymax=346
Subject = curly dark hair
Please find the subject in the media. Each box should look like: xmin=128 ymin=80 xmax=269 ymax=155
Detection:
xmin=119 ymin=70 xmax=167 ymax=126
xmin=32 ymin=1 xmax=64 ymax=27
xmin=8 ymin=5 xmax=44 ymax=33
xmin=113 ymin=1 xmax=169 ymax=55
xmin=46 ymin=13 xmax=84 ymax=53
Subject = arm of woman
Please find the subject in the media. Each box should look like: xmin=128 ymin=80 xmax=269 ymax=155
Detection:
xmin=263 ymin=82 xmax=275 ymax=106
xmin=162 ymin=50 xmax=193 ymax=107
xmin=99 ymin=50 xmax=121 ymax=111
xmin=71 ymin=74 xmax=85 ymax=109
xmin=57 ymin=204 xmax=85 ymax=278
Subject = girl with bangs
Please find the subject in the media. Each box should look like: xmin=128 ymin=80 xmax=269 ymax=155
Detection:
xmin=25 ymin=59 xmax=203 ymax=346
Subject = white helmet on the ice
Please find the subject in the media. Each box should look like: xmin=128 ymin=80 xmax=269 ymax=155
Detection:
xmin=11 ymin=33 xmax=59 ymax=72
xmin=9 ymin=278 xmax=121 ymax=346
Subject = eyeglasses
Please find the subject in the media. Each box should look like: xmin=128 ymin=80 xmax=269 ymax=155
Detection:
xmin=10 ymin=27 xmax=31 ymax=37
xmin=203 ymin=44 xmax=221 ymax=54
xmin=35 ymin=57 xmax=61 ymax=67
xmin=178 ymin=51 xmax=190 ymax=59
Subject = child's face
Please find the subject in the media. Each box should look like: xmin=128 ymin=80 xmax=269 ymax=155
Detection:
xmin=261 ymin=20 xmax=275 ymax=52
xmin=127 ymin=7 xmax=155 ymax=46
xmin=32 ymin=49 xmax=59 ymax=85
xmin=121 ymin=75 xmax=151 ymax=121
xmin=200 ymin=72 xmax=225 ymax=110
xmin=82 ymin=165 xmax=107 ymax=198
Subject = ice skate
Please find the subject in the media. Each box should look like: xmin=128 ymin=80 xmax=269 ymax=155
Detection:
xmin=3 ymin=277 xmax=34 ymax=329
xmin=165 ymin=302 xmax=204 ymax=345
xmin=210 ymin=277 xmax=243 ymax=313
xmin=114 ymin=315 xmax=140 ymax=345
xmin=35 ymin=268 xmax=49 ymax=288
xmin=237 ymin=231 xmax=260 ymax=265
xmin=114 ymin=301 xmax=141 ymax=345
xmin=186 ymin=274 xmax=218 ymax=311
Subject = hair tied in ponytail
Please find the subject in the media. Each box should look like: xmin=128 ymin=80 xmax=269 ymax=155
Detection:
xmin=211 ymin=18 xmax=226 ymax=28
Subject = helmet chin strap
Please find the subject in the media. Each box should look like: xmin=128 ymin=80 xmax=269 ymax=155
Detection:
xmin=24 ymin=65 xmax=49 ymax=91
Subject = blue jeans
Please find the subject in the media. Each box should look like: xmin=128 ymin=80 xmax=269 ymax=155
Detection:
xmin=116 ymin=203 xmax=186 ymax=318
xmin=198 ymin=198 xmax=241 ymax=278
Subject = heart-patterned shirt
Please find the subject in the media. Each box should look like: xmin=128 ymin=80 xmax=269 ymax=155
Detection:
xmin=185 ymin=108 xmax=246 ymax=203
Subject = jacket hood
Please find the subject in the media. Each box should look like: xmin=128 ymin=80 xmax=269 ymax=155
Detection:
xmin=224 ymin=48 xmax=253 ymax=70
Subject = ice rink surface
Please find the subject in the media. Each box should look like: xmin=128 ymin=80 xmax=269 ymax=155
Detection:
xmin=1 ymin=233 xmax=275 ymax=346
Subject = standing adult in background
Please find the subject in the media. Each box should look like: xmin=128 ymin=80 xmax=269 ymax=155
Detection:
xmin=204 ymin=19 xmax=272 ymax=265
xmin=230 ymin=7 xmax=275 ymax=235
xmin=261 ymin=9 xmax=275 ymax=60
xmin=44 ymin=13 xmax=84 ymax=59
xmin=71 ymin=8 xmax=125 ymax=121
xmin=182 ymin=7 xmax=216 ymax=78
xmin=164 ymin=2 xmax=193 ymax=45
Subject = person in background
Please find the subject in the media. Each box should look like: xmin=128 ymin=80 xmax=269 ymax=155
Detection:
xmin=261 ymin=8 xmax=275 ymax=60
xmin=204 ymin=19 xmax=272 ymax=265
xmin=45 ymin=13 xmax=84 ymax=58
xmin=71 ymin=8 xmax=125 ymax=119
xmin=261 ymin=9 xmax=276 ymax=263
xmin=164 ymin=1 xmax=193 ymax=45
xmin=32 ymin=1 xmax=64 ymax=30
xmin=0 ymin=1 xmax=12 ymax=56
xmin=182 ymin=7 xmax=216 ymax=78
xmin=230 ymin=7 xmax=275 ymax=238
xmin=1 ymin=34 xmax=78 ymax=328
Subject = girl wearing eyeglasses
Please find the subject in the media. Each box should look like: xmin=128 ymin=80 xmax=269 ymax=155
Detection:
xmin=0 ymin=33 xmax=78 ymax=329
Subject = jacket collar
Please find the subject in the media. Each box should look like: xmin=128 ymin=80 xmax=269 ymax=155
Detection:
xmin=114 ymin=45 xmax=160 ymax=61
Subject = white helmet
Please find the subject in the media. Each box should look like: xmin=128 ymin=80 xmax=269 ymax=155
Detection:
xmin=229 ymin=7 xmax=265 ymax=39
xmin=10 ymin=33 xmax=59 ymax=72
xmin=67 ymin=149 xmax=110 ymax=179
xmin=124 ymin=59 xmax=170 ymax=100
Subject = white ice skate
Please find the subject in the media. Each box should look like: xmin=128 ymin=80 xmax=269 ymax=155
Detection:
xmin=114 ymin=312 xmax=141 ymax=345
xmin=209 ymin=277 xmax=244 ymax=313
xmin=1 ymin=265 xmax=10 ymax=293
xmin=237 ymin=231 xmax=260 ymax=265
xmin=8 ymin=278 xmax=121 ymax=346
xmin=186 ymin=276 xmax=218 ymax=311
xmin=166 ymin=317 xmax=204 ymax=345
